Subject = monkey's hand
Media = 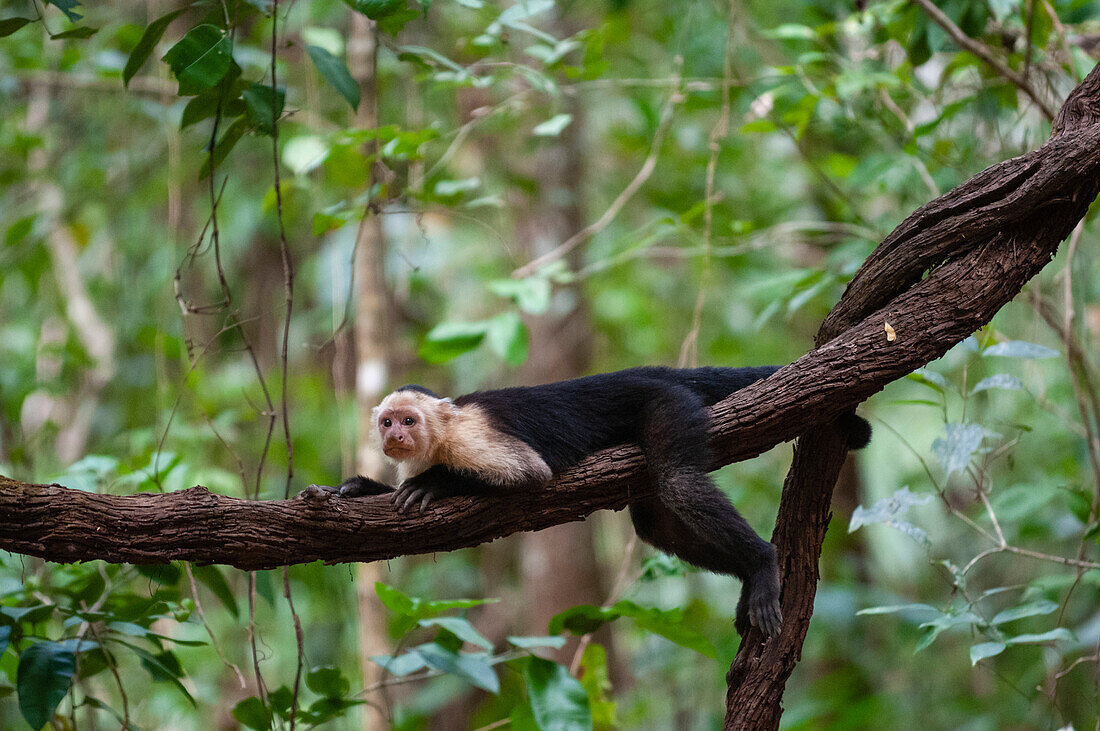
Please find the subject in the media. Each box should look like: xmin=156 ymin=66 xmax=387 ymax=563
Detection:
xmin=391 ymin=466 xmax=485 ymax=514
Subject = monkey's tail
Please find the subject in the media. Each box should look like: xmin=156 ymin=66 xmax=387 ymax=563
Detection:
xmin=839 ymin=412 xmax=872 ymax=450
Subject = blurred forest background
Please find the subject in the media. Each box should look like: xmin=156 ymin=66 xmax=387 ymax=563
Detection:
xmin=2 ymin=0 xmax=1100 ymax=728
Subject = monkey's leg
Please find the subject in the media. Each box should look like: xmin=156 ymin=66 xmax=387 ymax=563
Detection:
xmin=632 ymin=385 xmax=782 ymax=636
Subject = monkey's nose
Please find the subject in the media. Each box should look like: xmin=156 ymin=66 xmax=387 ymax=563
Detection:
xmin=395 ymin=434 xmax=404 ymax=442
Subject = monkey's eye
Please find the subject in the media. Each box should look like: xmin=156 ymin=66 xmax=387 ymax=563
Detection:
xmin=382 ymin=418 xmax=392 ymax=428
xmin=403 ymin=417 xmax=415 ymax=426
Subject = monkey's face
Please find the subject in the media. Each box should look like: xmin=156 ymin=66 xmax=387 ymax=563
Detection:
xmin=376 ymin=405 xmax=426 ymax=460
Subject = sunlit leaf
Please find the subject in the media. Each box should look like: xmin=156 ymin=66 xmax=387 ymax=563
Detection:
xmin=507 ymin=635 xmax=567 ymax=650
xmin=971 ymin=374 xmax=1024 ymax=394
xmin=969 ymin=642 xmax=1005 ymax=665
xmin=982 ymin=340 xmax=1059 ymax=359
xmin=419 ymin=320 xmax=488 ymax=363
xmin=990 ymin=599 xmax=1058 ymax=626
xmin=533 ymin=113 xmax=573 ymax=137
xmin=420 ymin=617 xmax=494 ymax=651
xmin=931 ymin=423 xmax=984 ymax=476
xmin=486 ymin=311 xmax=529 ymax=366
xmin=413 ymin=642 xmax=499 ymax=693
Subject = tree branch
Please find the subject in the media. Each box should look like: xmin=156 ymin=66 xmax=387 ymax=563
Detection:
xmin=723 ymin=61 xmax=1100 ymax=728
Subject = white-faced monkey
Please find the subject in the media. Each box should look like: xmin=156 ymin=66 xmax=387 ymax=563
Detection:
xmin=309 ymin=365 xmax=870 ymax=637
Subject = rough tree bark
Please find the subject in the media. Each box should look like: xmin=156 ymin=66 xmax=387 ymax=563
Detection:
xmin=2 ymin=63 xmax=1100 ymax=729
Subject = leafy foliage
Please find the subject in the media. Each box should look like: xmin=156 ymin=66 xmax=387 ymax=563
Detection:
xmin=2 ymin=0 xmax=1100 ymax=726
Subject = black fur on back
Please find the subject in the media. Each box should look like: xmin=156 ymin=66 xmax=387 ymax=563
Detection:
xmin=454 ymin=365 xmax=782 ymax=472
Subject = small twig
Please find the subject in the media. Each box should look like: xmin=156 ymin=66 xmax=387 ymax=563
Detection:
xmin=184 ymin=564 xmax=247 ymax=689
xmin=910 ymin=0 xmax=1056 ymax=120
xmin=512 ymin=57 xmax=685 ymax=279
xmin=680 ymin=11 xmax=736 ymax=368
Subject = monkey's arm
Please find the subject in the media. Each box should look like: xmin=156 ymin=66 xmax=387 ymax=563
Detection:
xmin=391 ymin=465 xmax=498 ymax=513
xmin=301 ymin=475 xmax=393 ymax=499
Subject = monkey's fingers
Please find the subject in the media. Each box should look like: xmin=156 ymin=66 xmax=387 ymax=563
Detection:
xmin=394 ymin=486 xmax=428 ymax=513
xmin=418 ymin=491 xmax=434 ymax=513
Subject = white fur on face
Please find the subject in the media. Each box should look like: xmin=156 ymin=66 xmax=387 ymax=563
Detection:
xmin=371 ymin=389 xmax=551 ymax=487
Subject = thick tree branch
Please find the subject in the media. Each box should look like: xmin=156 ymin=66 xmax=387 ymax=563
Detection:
xmin=724 ymin=62 xmax=1100 ymax=729
xmin=2 ymin=69 xmax=1100 ymax=575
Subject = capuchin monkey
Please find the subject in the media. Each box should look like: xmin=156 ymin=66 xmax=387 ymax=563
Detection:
xmin=307 ymin=365 xmax=871 ymax=637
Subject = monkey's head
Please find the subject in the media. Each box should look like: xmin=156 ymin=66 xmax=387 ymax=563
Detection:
xmin=372 ymin=386 xmax=453 ymax=467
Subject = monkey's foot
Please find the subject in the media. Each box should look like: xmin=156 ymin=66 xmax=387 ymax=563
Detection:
xmin=735 ymin=559 xmax=782 ymax=637
xmin=298 ymin=484 xmax=339 ymax=500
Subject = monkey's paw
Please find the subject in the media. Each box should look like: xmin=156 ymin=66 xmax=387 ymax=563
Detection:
xmin=391 ymin=483 xmax=437 ymax=513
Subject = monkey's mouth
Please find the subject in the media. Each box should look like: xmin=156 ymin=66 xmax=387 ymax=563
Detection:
xmin=383 ymin=445 xmax=414 ymax=458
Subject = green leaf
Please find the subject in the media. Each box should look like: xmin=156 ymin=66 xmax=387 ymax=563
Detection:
xmin=413 ymin=642 xmax=499 ymax=693
xmin=1 ymin=604 xmax=56 ymax=625
xmin=198 ymin=117 xmax=249 ymax=179
xmin=305 ymin=45 xmax=360 ymax=111
xmin=370 ymin=652 xmax=427 ymax=676
xmin=162 ymin=24 xmax=234 ymax=95
xmin=549 ymin=605 xmax=616 ymax=635
xmin=419 ymin=320 xmax=489 ymax=363
xmin=849 ymin=487 xmax=931 ymax=532
xmin=232 ymin=697 xmax=271 ymax=730
xmin=1004 ymin=628 xmax=1073 ymax=645
xmin=971 ymin=374 xmax=1024 ymax=394
xmin=525 ymin=657 xmax=593 ymax=731
xmin=982 ymin=340 xmax=1059 ymax=359
xmin=420 ymin=617 xmax=494 ymax=650
xmin=306 ymin=666 xmax=351 ymax=698
xmin=125 ymin=8 xmax=188 ymax=87
xmin=931 ymin=423 xmax=984 ymax=476
xmin=613 ymin=600 xmax=716 ymax=658
xmin=489 ymin=277 xmax=551 ymax=314
xmin=375 ymin=582 xmax=498 ymax=619
xmin=533 ymin=113 xmax=573 ymax=137
xmin=50 ymin=26 xmax=97 ymax=39
xmin=17 ymin=641 xmax=76 ymax=730
xmin=578 ymin=643 xmax=616 ymax=729
xmin=344 ymin=0 xmax=405 ymax=19
xmin=118 ymin=641 xmax=196 ymax=706
xmin=970 ymin=642 xmax=1006 ymax=665
xmin=486 ymin=312 xmax=529 ymax=366
xmin=193 ymin=565 xmax=239 ymax=618
xmin=991 ymin=599 xmax=1058 ymax=626
xmin=0 ymin=17 xmax=34 ymax=37
xmin=242 ymin=82 xmax=285 ymax=136
xmin=136 ymin=562 xmax=182 ymax=585
xmin=46 ymin=0 xmax=82 ymax=22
